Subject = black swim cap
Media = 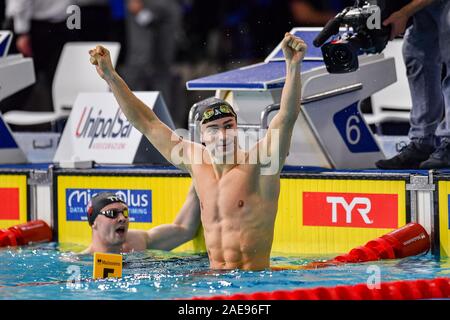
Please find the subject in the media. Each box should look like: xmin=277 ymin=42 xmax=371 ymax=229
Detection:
xmin=87 ymin=192 xmax=127 ymax=226
xmin=195 ymin=98 xmax=237 ymax=125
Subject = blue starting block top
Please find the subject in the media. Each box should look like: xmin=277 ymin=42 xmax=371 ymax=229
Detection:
xmin=186 ymin=60 xmax=324 ymax=90
xmin=186 ymin=28 xmax=329 ymax=91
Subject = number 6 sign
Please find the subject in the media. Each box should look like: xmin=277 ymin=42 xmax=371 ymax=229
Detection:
xmin=333 ymin=102 xmax=379 ymax=153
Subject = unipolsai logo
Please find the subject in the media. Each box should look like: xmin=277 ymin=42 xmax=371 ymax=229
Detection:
xmin=75 ymin=107 xmax=134 ymax=149
xmin=65 ymin=188 xmax=152 ymax=222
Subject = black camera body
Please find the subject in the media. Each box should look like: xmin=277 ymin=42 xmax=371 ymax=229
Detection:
xmin=314 ymin=0 xmax=412 ymax=74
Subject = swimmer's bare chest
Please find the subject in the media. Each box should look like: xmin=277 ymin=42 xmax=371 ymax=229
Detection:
xmin=192 ymin=163 xmax=279 ymax=270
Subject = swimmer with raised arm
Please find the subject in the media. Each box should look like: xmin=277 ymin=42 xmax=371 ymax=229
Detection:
xmin=89 ymin=33 xmax=306 ymax=269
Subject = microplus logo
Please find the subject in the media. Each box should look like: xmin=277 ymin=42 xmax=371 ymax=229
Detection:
xmin=303 ymin=192 xmax=398 ymax=228
xmin=75 ymin=107 xmax=133 ymax=148
xmin=66 ymin=188 xmax=152 ymax=222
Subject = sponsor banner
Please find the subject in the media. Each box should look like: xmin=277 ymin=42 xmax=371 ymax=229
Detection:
xmin=65 ymin=188 xmax=152 ymax=223
xmin=303 ymin=192 xmax=398 ymax=229
xmin=273 ymin=178 xmax=406 ymax=254
xmin=0 ymin=175 xmax=28 ymax=228
xmin=53 ymin=92 xmax=165 ymax=164
xmin=74 ymin=107 xmax=133 ymax=149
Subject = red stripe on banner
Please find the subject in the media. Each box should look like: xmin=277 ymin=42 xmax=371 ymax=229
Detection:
xmin=303 ymin=192 xmax=398 ymax=228
xmin=0 ymin=188 xmax=20 ymax=220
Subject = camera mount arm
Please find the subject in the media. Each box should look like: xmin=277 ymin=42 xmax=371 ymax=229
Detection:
xmin=313 ymin=8 xmax=348 ymax=47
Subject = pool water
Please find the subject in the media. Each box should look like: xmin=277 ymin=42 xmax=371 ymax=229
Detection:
xmin=1 ymin=243 xmax=449 ymax=300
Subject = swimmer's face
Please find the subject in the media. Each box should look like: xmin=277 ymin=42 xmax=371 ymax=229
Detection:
xmin=92 ymin=202 xmax=129 ymax=246
xmin=201 ymin=117 xmax=238 ymax=158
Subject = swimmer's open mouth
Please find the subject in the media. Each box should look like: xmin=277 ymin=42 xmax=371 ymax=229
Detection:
xmin=115 ymin=226 xmax=125 ymax=235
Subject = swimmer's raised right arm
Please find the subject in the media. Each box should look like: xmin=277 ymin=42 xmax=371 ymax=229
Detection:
xmin=89 ymin=45 xmax=196 ymax=172
xmin=128 ymin=183 xmax=201 ymax=251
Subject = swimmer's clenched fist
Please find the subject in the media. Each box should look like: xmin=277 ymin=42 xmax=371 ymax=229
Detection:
xmin=281 ymin=33 xmax=307 ymax=65
xmin=89 ymin=45 xmax=115 ymax=81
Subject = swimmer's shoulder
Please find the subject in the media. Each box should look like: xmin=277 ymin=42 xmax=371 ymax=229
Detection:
xmin=123 ymin=230 xmax=148 ymax=251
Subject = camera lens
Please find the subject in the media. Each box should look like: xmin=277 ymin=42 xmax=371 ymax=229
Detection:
xmin=321 ymin=41 xmax=359 ymax=73
xmin=332 ymin=46 xmax=352 ymax=65
xmin=336 ymin=49 xmax=350 ymax=62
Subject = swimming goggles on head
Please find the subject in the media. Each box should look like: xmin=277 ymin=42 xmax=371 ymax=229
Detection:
xmin=201 ymin=104 xmax=236 ymax=123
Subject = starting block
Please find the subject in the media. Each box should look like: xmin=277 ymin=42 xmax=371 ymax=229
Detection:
xmin=187 ymin=27 xmax=397 ymax=169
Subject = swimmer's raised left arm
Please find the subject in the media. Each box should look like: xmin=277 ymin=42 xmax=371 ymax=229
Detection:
xmin=256 ymin=33 xmax=307 ymax=174
xmin=128 ymin=184 xmax=201 ymax=251
xmin=89 ymin=46 xmax=197 ymax=173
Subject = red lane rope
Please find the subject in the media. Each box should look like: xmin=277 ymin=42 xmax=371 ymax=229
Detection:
xmin=302 ymin=223 xmax=431 ymax=270
xmin=191 ymin=277 xmax=450 ymax=300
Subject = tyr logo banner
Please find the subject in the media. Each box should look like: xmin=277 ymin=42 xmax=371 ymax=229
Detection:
xmin=303 ymin=192 xmax=398 ymax=228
